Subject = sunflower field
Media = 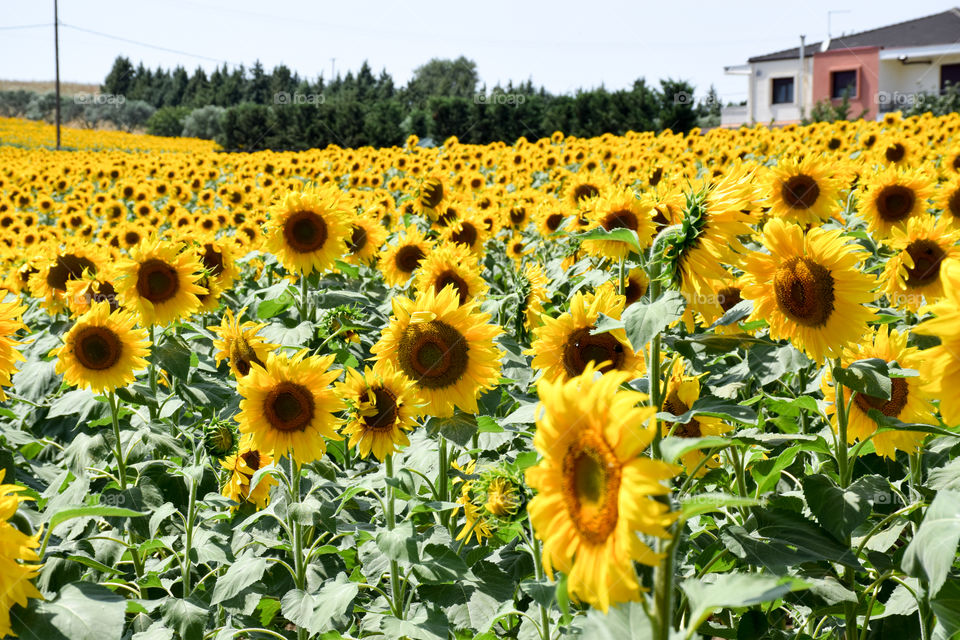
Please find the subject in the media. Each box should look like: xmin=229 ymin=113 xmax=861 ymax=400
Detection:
xmin=2 ymin=111 xmax=960 ymax=640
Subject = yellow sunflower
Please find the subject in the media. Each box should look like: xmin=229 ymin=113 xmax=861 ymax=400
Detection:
xmin=417 ymin=174 xmax=446 ymax=220
xmin=526 ymin=287 xmax=644 ymax=381
xmin=881 ymin=214 xmax=960 ymax=312
xmin=209 ymin=307 xmax=279 ymax=378
xmin=582 ymin=187 xmax=657 ymax=260
xmin=28 ymin=244 xmax=103 ymax=314
xmin=336 ymin=360 xmax=421 ymax=461
xmin=221 ymin=441 xmax=277 ymax=510
xmin=913 ymin=258 xmax=960 ymax=426
xmin=116 ymin=238 xmax=207 ymax=326
xmin=236 ymin=350 xmax=344 ymax=465
xmin=0 ymin=469 xmax=44 ymax=639
xmin=0 ymin=300 xmax=27 ymax=401
xmin=64 ymin=267 xmax=120 ymax=317
xmin=933 ymin=177 xmax=960 ymax=228
xmin=371 ymin=284 xmax=502 ymax=418
xmin=522 ymin=263 xmax=551 ymax=330
xmin=414 ymin=242 xmax=488 ymax=305
xmin=660 ymin=360 xmax=732 ymax=475
xmin=380 ymin=226 xmax=433 ymax=287
xmin=765 ymin=155 xmax=847 ymax=226
xmin=265 ymin=186 xmax=351 ymax=276
xmin=52 ymin=301 xmax=150 ymax=393
xmin=822 ymin=326 xmax=935 ymax=459
xmin=344 ymin=214 xmax=387 ymax=266
xmin=526 ymin=365 xmax=677 ymax=612
xmin=857 ymin=167 xmax=935 ymax=239
xmin=741 ymin=218 xmax=876 ymax=362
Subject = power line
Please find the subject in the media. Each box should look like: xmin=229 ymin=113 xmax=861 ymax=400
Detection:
xmin=0 ymin=23 xmax=52 ymax=30
xmin=59 ymin=23 xmax=242 ymax=66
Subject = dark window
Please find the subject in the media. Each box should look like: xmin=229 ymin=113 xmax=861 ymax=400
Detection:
xmin=772 ymin=77 xmax=794 ymax=104
xmin=942 ymin=63 xmax=960 ymax=92
xmin=831 ymin=70 xmax=857 ymax=99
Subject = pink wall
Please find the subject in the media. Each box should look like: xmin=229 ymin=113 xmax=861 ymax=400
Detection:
xmin=812 ymin=46 xmax=880 ymax=120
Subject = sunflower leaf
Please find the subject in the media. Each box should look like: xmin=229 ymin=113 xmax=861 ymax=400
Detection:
xmin=902 ymin=489 xmax=960 ymax=597
xmin=622 ymin=290 xmax=686 ymax=351
xmin=834 ymin=358 xmax=891 ymax=400
xmin=709 ymin=299 xmax=753 ymax=328
xmin=681 ymin=573 xmax=808 ymax=633
xmin=575 ymin=227 xmax=642 ymax=254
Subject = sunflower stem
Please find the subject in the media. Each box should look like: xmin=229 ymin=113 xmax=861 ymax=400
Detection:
xmin=299 ymin=272 xmax=311 ymax=323
xmin=385 ymin=454 xmax=404 ymax=619
xmin=438 ymin=437 xmax=449 ymax=504
xmin=288 ymin=454 xmax=308 ymax=640
xmin=832 ymin=359 xmax=858 ymax=640
xmin=182 ymin=464 xmax=198 ymax=597
xmin=148 ymin=325 xmax=158 ymax=420
xmin=526 ymin=516 xmax=551 ymax=640
xmin=618 ymin=257 xmax=626 ymax=296
xmin=108 ymin=391 xmax=145 ymax=580
xmin=654 ymin=516 xmax=681 ymax=640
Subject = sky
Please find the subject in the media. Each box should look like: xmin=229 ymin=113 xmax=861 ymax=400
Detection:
xmin=1 ymin=0 xmax=957 ymax=104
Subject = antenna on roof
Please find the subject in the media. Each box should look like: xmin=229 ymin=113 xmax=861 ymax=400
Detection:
xmin=828 ymin=9 xmax=850 ymax=39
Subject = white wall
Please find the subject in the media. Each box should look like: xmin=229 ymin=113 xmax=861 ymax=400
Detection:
xmin=751 ymin=57 xmax=814 ymax=124
xmin=878 ymin=53 xmax=960 ymax=95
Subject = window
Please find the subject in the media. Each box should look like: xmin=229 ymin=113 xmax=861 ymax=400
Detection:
xmin=942 ymin=63 xmax=960 ymax=92
xmin=831 ymin=70 xmax=857 ymax=99
xmin=771 ymin=77 xmax=794 ymax=104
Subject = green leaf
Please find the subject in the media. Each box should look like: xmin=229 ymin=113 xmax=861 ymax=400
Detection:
xmin=682 ymin=573 xmax=808 ymax=632
xmin=709 ymin=299 xmax=753 ymax=328
xmin=929 ymin=459 xmax=960 ymax=492
xmin=476 ymin=415 xmax=503 ymax=433
xmin=154 ymin=334 xmax=192 ymax=380
xmin=414 ymin=543 xmax=469 ymax=584
xmin=11 ymin=582 xmax=125 ymax=640
xmin=577 ymin=227 xmax=642 ymax=254
xmin=501 ymin=402 xmax=542 ymax=425
xmin=660 ymin=436 xmax=733 ymax=463
xmin=623 ymin=290 xmax=686 ymax=351
xmin=930 ymin=578 xmax=960 ymax=638
xmin=211 ymin=553 xmax=269 ymax=604
xmin=902 ymin=490 xmax=960 ymax=597
xmin=376 ymin=521 xmax=420 ymax=563
xmin=751 ymin=445 xmax=801 ymax=495
xmin=46 ymin=505 xmax=147 ymax=529
xmin=834 ymin=358 xmax=891 ymax=400
xmin=160 ymin=596 xmax=208 ymax=640
xmin=426 ymin=412 xmax=479 ymax=447
xmin=578 ymin=599 xmax=656 ymax=640
xmin=680 ymin=493 xmax=761 ymax=520
xmin=802 ymin=474 xmax=874 ymax=541
xmin=280 ymin=574 xmax=358 ymax=635
xmin=590 ymin=312 xmax=625 ymax=335
xmin=657 ymin=395 xmax=756 ymax=426
xmin=256 ymin=284 xmax=296 ymax=319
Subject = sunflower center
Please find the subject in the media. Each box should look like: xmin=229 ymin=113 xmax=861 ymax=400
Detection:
xmin=885 ymin=143 xmax=905 ymax=163
xmin=562 ymin=327 xmax=626 ymax=377
xmin=601 ymin=209 xmax=639 ymax=231
xmin=420 ymin=179 xmax=444 ymax=208
xmin=561 ymin=432 xmax=620 ymax=545
xmin=241 ymin=450 xmax=261 ymax=471
xmin=395 ymin=245 xmax=425 ymax=274
xmin=716 ymin=286 xmax=743 ymax=312
xmin=397 ymin=319 xmax=469 ymax=389
xmin=348 ymin=225 xmax=367 ymax=253
xmin=953 ymin=155 xmax=960 ymax=172
xmin=904 ymin=239 xmax=945 ymax=288
xmin=362 ymin=386 xmax=399 ymax=431
xmin=434 ymin=270 xmax=469 ymax=305
xmin=229 ymin=337 xmax=265 ymax=376
xmin=47 ymin=254 xmax=96 ymax=291
xmin=773 ymin=256 xmax=835 ymax=328
xmin=854 ymin=377 xmax=909 ymax=418
xmin=624 ymin=277 xmax=647 ymax=306
xmin=663 ymin=389 xmax=701 ymax=437
xmin=264 ymin=382 xmax=315 ymax=432
xmin=875 ymin=185 xmax=915 ymax=223
xmin=781 ymin=175 xmax=821 ymax=210
xmin=283 ymin=210 xmax=328 ymax=253
xmin=948 ymin=190 xmax=960 ymax=220
xmin=136 ymin=259 xmax=180 ymax=304
xmin=510 ymin=206 xmax=526 ymax=225
xmin=572 ymin=183 xmax=599 ymax=203
xmin=451 ymin=222 xmax=478 ymax=247
xmin=545 ymin=213 xmax=565 ymax=232
xmin=202 ymin=244 xmax=225 ymax=277
xmin=74 ymin=326 xmax=123 ymax=371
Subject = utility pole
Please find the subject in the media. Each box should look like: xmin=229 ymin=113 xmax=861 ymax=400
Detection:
xmin=54 ymin=0 xmax=61 ymax=149
xmin=331 ymin=57 xmax=336 ymax=79
xmin=799 ymin=35 xmax=806 ymax=120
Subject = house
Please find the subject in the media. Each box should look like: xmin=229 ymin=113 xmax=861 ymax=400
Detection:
xmin=722 ymin=8 xmax=960 ymax=126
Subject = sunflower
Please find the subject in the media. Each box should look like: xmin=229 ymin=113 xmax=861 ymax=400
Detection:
xmin=913 ymin=258 xmax=960 ymax=425
xmin=235 ymin=350 xmax=344 ymax=464
xmin=857 ymin=167 xmax=935 ymax=239
xmin=413 ymin=243 xmax=487 ymax=305
xmin=582 ymin=187 xmax=657 ymax=260
xmin=371 ymin=284 xmax=502 ymax=417
xmin=64 ymin=267 xmax=120 ymax=317
xmin=116 ymin=238 xmax=207 ymax=326
xmin=765 ymin=155 xmax=847 ymax=226
xmin=443 ymin=211 xmax=487 ymax=256
xmin=344 ymin=214 xmax=387 ymax=265
xmin=453 ymin=460 xmax=492 ymax=544
xmin=28 ymin=244 xmax=103 ymax=314
xmin=881 ymin=214 xmax=960 ymax=312
xmin=566 ymin=173 xmax=607 ymax=209
xmin=264 ymin=186 xmax=351 ymax=276
xmin=454 ymin=463 xmax=526 ymax=544
xmin=0 ymin=300 xmax=27 ymax=401
xmin=196 ymin=236 xmax=241 ymax=293
xmin=934 ymin=177 xmax=960 ymax=227
xmin=221 ymin=440 xmax=277 ymax=510
xmin=336 ymin=361 xmax=421 ymax=461
xmin=660 ymin=360 xmax=732 ymax=475
xmin=527 ymin=287 xmax=644 ymax=381
xmin=741 ymin=218 xmax=876 ymax=362
xmin=417 ymin=175 xmax=446 ymax=219
xmin=209 ymin=307 xmax=279 ymax=378
xmin=521 ymin=263 xmax=551 ymax=329
xmin=52 ymin=301 xmax=150 ymax=393
xmin=619 ymin=267 xmax=650 ymax=306
xmin=664 ymin=166 xmax=757 ymax=308
xmin=526 ymin=365 xmax=676 ymax=612
xmin=380 ymin=226 xmax=433 ymax=287
xmin=0 ymin=469 xmax=44 ymax=639
xmin=822 ymin=326 xmax=935 ymax=458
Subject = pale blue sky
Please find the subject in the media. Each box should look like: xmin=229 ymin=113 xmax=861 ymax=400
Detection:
xmin=1 ymin=0 xmax=957 ymax=103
